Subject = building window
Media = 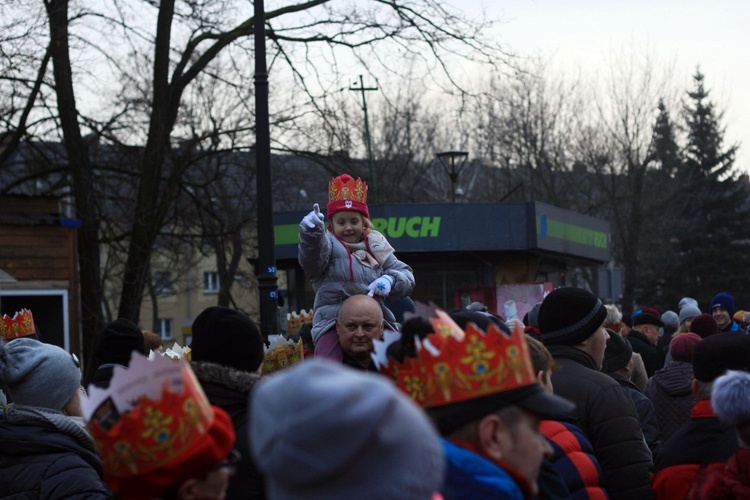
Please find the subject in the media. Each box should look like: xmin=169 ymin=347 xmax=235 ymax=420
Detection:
xmin=153 ymin=271 xmax=173 ymax=295
xmin=158 ymin=318 xmax=173 ymax=340
xmin=204 ymin=271 xmax=219 ymax=293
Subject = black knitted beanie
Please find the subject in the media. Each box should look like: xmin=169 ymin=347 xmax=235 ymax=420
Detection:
xmin=538 ymin=288 xmax=607 ymax=346
xmin=191 ymin=306 xmax=264 ymax=373
xmin=94 ymin=318 xmax=148 ymax=367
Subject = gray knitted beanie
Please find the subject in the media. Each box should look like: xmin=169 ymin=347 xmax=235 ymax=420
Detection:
xmin=250 ymin=360 xmax=445 ymax=499
xmin=0 ymin=338 xmax=81 ymax=411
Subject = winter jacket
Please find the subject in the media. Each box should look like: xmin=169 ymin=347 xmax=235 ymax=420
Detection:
xmin=687 ymin=447 xmax=750 ymax=499
xmin=608 ymin=372 xmax=661 ymax=460
xmin=536 ymin=458 xmax=573 ymax=499
xmin=0 ymin=404 xmax=112 ymax=499
xmin=627 ymin=331 xmax=661 ymax=377
xmin=298 ymin=224 xmax=414 ymax=342
xmin=652 ymin=399 xmax=738 ymax=500
xmin=441 ymin=438 xmax=529 ymax=500
xmin=547 ymin=345 xmax=653 ymax=500
xmin=192 ymin=361 xmax=265 ymax=500
xmin=541 ymin=420 xmax=608 ymax=500
xmin=644 ymin=361 xmax=696 ymax=442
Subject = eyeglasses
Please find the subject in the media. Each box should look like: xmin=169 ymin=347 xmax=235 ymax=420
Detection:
xmin=211 ymin=449 xmax=241 ymax=475
xmin=71 ymin=353 xmax=80 ymax=369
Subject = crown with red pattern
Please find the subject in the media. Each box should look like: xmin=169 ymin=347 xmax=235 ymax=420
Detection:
xmin=327 ymin=174 xmax=369 ymax=218
xmin=371 ymin=305 xmax=536 ymax=409
xmin=81 ymin=352 xmax=234 ymax=497
xmin=0 ymin=309 xmax=35 ymax=339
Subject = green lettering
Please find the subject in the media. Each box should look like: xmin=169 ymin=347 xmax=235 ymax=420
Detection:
xmin=406 ymin=217 xmax=421 ymax=238
xmin=372 ymin=218 xmax=387 ymax=233
xmin=388 ymin=217 xmax=406 ymax=238
xmin=420 ymin=217 xmax=441 ymax=237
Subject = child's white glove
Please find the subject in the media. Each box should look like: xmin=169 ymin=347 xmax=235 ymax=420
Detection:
xmin=302 ymin=203 xmax=324 ymax=229
xmin=367 ymin=275 xmax=394 ymax=297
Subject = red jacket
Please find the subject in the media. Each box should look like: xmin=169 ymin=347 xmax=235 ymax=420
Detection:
xmin=687 ymin=448 xmax=750 ymax=499
xmin=652 ymin=400 xmax=738 ymax=499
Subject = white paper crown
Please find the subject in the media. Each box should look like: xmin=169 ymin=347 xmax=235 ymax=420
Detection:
xmin=81 ymin=351 xmax=200 ymax=423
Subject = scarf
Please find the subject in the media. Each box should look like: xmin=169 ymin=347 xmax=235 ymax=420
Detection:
xmin=342 ymin=230 xmax=394 ymax=269
xmin=5 ymin=403 xmax=98 ymax=454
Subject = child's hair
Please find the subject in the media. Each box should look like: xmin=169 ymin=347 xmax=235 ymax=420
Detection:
xmin=524 ymin=334 xmax=559 ymax=374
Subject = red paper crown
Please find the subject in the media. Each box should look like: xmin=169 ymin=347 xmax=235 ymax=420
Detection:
xmin=83 ymin=354 xmax=234 ymax=497
xmin=373 ymin=311 xmax=535 ymax=409
xmin=0 ymin=309 xmax=35 ymax=339
xmin=327 ymin=174 xmax=369 ymax=217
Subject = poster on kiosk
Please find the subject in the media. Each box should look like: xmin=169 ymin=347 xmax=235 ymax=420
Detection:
xmin=455 ymin=283 xmax=553 ymax=323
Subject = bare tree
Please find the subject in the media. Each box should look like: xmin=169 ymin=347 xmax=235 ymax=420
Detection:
xmin=582 ymin=50 xmax=676 ymax=312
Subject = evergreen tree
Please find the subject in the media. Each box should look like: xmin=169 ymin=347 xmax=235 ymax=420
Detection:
xmin=636 ymin=100 xmax=684 ymax=308
xmin=683 ymin=70 xmax=737 ymax=180
xmin=669 ymin=69 xmax=750 ymax=308
xmin=651 ymin=99 xmax=682 ymax=177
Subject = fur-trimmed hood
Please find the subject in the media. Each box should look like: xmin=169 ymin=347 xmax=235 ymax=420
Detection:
xmin=191 ymin=360 xmax=261 ymax=393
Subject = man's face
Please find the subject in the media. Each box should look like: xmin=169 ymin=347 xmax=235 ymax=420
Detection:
xmin=498 ymin=410 xmax=553 ymax=496
xmin=190 ymin=469 xmax=231 ymax=500
xmin=589 ymin=325 xmax=610 ymax=369
xmin=331 ymin=211 xmax=364 ymax=243
xmin=336 ymin=299 xmax=384 ymax=359
xmin=713 ymin=307 xmax=731 ymax=329
xmin=640 ymin=324 xmax=661 ymax=346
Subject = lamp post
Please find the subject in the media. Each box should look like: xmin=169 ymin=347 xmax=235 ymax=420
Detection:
xmin=436 ymin=150 xmax=469 ymax=203
xmin=254 ymin=0 xmax=278 ymax=338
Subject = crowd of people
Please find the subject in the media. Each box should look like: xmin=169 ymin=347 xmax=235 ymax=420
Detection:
xmin=2 ymin=174 xmax=750 ymax=499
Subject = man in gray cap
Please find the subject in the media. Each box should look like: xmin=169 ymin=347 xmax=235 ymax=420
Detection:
xmin=0 ymin=338 xmax=111 ymax=497
xmin=250 ymin=360 xmax=445 ymax=499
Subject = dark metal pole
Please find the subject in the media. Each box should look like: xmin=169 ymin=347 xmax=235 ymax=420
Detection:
xmin=254 ymin=0 xmax=278 ymax=338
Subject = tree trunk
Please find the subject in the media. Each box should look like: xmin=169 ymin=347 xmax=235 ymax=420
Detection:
xmin=45 ymin=0 xmax=105 ymax=367
xmin=117 ymin=0 xmax=178 ymax=322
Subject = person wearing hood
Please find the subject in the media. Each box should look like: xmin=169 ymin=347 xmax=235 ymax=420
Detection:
xmin=645 ymin=333 xmax=701 ymax=442
xmin=0 ymin=338 xmax=112 ymax=498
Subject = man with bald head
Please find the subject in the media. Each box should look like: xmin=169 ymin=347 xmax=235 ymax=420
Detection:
xmin=335 ymin=294 xmax=385 ymax=371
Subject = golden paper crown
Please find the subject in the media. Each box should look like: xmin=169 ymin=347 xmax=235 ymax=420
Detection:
xmin=287 ymin=309 xmax=313 ymax=336
xmin=372 ymin=309 xmax=536 ymax=409
xmin=82 ymin=352 xmax=217 ymax=479
xmin=263 ymin=335 xmax=304 ymax=374
xmin=327 ymin=174 xmax=369 ymax=217
xmin=0 ymin=309 xmax=35 ymax=339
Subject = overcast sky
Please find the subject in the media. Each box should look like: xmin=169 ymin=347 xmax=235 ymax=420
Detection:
xmin=463 ymin=0 xmax=748 ymax=172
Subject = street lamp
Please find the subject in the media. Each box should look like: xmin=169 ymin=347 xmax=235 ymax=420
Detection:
xmin=254 ymin=0 xmax=279 ymax=338
xmin=436 ymin=150 xmax=469 ymax=203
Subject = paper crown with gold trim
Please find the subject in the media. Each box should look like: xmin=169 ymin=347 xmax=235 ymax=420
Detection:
xmin=0 ymin=309 xmax=35 ymax=340
xmin=327 ymin=174 xmax=369 ymax=218
xmin=372 ymin=305 xmax=575 ymax=434
xmin=287 ymin=309 xmax=313 ymax=336
xmin=263 ymin=335 xmax=304 ymax=374
xmin=148 ymin=342 xmax=192 ymax=362
xmin=81 ymin=351 xmax=234 ymax=498
xmin=372 ymin=306 xmax=536 ymax=409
